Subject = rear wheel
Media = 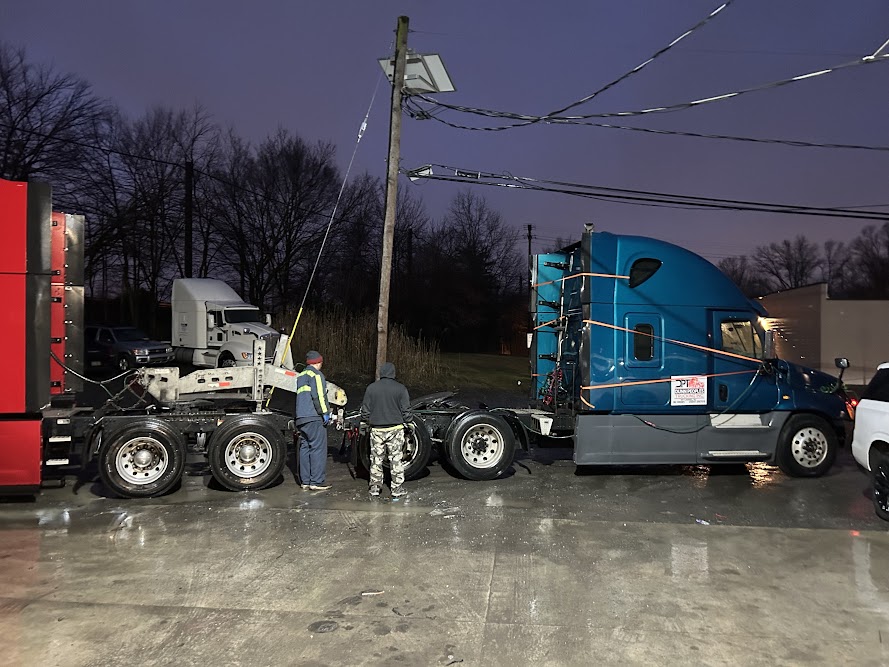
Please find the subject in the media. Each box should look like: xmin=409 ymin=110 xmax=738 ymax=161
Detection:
xmin=776 ymin=414 xmax=838 ymax=477
xmin=870 ymin=448 xmax=889 ymax=521
xmin=208 ymin=416 xmax=286 ymax=491
xmin=445 ymin=412 xmax=515 ymax=480
xmin=357 ymin=420 xmax=432 ymax=481
xmin=98 ymin=419 xmax=185 ymax=498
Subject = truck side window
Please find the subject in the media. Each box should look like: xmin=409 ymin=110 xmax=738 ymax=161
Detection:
xmin=98 ymin=329 xmax=114 ymax=344
xmin=720 ymin=320 xmax=762 ymax=358
xmin=633 ymin=324 xmax=654 ymax=361
xmin=629 ymin=258 xmax=662 ymax=288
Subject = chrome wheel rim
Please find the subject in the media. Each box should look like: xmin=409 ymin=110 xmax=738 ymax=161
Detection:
xmin=225 ymin=432 xmax=273 ymax=478
xmin=115 ymin=437 xmax=168 ymax=485
xmin=790 ymin=426 xmax=828 ymax=468
xmin=460 ymin=424 xmax=504 ymax=469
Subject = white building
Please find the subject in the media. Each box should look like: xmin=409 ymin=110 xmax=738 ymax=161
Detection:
xmin=759 ymin=283 xmax=889 ymax=385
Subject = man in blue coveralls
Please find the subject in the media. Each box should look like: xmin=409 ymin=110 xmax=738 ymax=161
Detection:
xmin=295 ymin=350 xmax=332 ymax=490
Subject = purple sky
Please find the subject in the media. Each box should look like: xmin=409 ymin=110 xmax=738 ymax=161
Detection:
xmin=4 ymin=1 xmax=888 ymax=262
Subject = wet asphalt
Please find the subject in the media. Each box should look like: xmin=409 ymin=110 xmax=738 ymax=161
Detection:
xmin=2 ymin=374 xmax=889 ymax=665
xmin=2 ymin=433 xmax=889 ymax=666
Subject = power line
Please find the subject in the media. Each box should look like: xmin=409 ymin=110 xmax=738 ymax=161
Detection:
xmin=406 ymin=50 xmax=889 ymax=129
xmin=530 ymin=120 xmax=889 ymax=152
xmin=404 ymin=164 xmax=889 ymax=222
xmin=407 ymin=0 xmax=735 ymax=132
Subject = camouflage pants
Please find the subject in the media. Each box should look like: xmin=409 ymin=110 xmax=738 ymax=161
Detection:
xmin=369 ymin=426 xmax=405 ymax=488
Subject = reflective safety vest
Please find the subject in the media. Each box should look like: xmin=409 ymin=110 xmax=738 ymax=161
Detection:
xmin=295 ymin=366 xmax=328 ymax=423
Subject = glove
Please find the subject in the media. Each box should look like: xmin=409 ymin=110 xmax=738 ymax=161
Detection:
xmin=322 ymin=413 xmax=331 ymax=426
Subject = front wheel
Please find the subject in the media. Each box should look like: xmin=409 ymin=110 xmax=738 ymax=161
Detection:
xmin=445 ymin=412 xmax=515 ymax=480
xmin=218 ymin=354 xmax=238 ymax=368
xmin=207 ymin=416 xmax=286 ymax=491
xmin=98 ymin=419 xmax=186 ymax=498
xmin=776 ymin=414 xmax=838 ymax=477
xmin=870 ymin=448 xmax=889 ymax=521
xmin=118 ymin=355 xmax=132 ymax=372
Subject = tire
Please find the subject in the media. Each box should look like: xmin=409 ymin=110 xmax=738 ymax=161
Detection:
xmin=207 ymin=416 xmax=286 ymax=491
xmin=98 ymin=418 xmax=186 ymax=498
xmin=357 ymin=420 xmax=432 ymax=482
xmin=775 ymin=414 xmax=838 ymax=478
xmin=118 ymin=355 xmax=132 ymax=372
xmin=218 ymin=354 xmax=238 ymax=368
xmin=445 ymin=412 xmax=516 ymax=480
xmin=870 ymin=448 xmax=889 ymax=521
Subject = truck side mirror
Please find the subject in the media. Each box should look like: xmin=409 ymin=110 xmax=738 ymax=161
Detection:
xmin=265 ymin=314 xmax=272 ymax=326
xmin=835 ymin=357 xmax=849 ymax=383
xmin=207 ymin=313 xmax=216 ymax=329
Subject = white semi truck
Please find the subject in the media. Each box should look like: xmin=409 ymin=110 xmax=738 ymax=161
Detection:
xmin=172 ymin=278 xmax=283 ymax=369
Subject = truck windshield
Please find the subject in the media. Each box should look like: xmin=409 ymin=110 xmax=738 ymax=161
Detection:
xmin=224 ymin=308 xmax=262 ymax=324
xmin=720 ymin=320 xmax=763 ymax=359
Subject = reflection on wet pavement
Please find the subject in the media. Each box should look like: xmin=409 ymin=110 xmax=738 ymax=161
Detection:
xmin=1 ymin=447 xmax=887 ymax=664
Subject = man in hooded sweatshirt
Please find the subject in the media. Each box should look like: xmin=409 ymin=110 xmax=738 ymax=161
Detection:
xmin=360 ymin=362 xmax=411 ymax=498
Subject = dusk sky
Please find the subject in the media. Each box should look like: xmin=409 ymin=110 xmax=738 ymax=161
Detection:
xmin=4 ymin=1 xmax=888 ymax=262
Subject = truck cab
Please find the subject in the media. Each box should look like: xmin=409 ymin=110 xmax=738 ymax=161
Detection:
xmin=531 ymin=228 xmax=850 ymax=476
xmin=171 ymin=279 xmax=281 ymax=368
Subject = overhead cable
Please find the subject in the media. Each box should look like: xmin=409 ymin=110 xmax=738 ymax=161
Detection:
xmin=420 ymin=0 xmax=733 ymax=133
xmin=406 ymin=49 xmax=889 ymax=129
xmin=404 ymin=164 xmax=889 ymax=222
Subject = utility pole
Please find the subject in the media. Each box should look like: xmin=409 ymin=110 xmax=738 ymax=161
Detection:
xmin=376 ymin=15 xmax=409 ymax=378
xmin=184 ymin=160 xmax=194 ymax=278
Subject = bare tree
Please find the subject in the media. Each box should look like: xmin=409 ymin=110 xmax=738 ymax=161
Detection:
xmin=821 ymin=240 xmax=852 ymax=297
xmin=846 ymin=223 xmax=889 ymax=298
xmin=751 ymin=235 xmax=822 ymax=292
xmin=413 ymin=190 xmax=522 ymax=352
xmin=717 ymin=256 xmax=771 ymax=297
xmin=209 ymin=130 xmax=340 ymax=312
xmin=0 ymin=43 xmax=112 ymax=207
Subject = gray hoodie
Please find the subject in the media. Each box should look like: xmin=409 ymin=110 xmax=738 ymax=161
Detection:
xmin=360 ymin=362 xmax=412 ymax=427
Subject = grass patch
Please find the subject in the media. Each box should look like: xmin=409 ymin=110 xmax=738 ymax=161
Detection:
xmin=437 ymin=352 xmax=530 ymax=392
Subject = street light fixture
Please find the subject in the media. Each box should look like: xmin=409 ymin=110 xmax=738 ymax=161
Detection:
xmin=378 ymin=51 xmax=456 ymax=95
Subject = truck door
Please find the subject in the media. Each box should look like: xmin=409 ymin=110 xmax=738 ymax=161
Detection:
xmin=708 ymin=311 xmax=776 ymax=412
xmin=207 ymin=309 xmax=224 ymax=346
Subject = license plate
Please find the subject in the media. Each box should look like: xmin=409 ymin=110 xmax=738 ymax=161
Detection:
xmin=90 ymin=361 xmax=102 ymax=367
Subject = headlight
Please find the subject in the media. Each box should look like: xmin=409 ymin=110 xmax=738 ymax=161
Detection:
xmin=165 ymin=347 xmax=173 ymax=353
xmin=133 ymin=348 xmax=149 ymax=355
xmin=240 ymin=352 xmax=253 ymax=360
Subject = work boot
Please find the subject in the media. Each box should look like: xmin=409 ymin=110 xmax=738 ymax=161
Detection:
xmin=369 ymin=484 xmax=381 ymax=497
xmin=308 ymin=483 xmax=331 ymax=491
xmin=390 ymin=486 xmax=407 ymax=498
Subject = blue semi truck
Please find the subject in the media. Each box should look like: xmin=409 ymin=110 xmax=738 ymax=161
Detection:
xmin=366 ymin=226 xmax=854 ymax=484
xmin=524 ymin=226 xmax=853 ymax=476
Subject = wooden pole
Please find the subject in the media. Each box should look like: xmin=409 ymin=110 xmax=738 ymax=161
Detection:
xmin=376 ymin=15 xmax=409 ymax=379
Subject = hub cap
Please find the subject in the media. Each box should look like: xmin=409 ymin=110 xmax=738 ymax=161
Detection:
xmin=460 ymin=424 xmax=504 ymax=469
xmin=790 ymin=426 xmax=828 ymax=468
xmin=225 ymin=432 xmax=272 ymax=478
xmin=115 ymin=437 xmax=168 ymax=485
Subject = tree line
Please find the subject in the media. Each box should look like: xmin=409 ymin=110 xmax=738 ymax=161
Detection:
xmin=0 ymin=43 xmax=525 ymax=353
xmin=718 ymin=230 xmax=889 ymax=299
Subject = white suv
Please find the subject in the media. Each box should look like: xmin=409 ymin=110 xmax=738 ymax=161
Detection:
xmin=851 ymin=362 xmax=889 ymax=521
